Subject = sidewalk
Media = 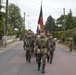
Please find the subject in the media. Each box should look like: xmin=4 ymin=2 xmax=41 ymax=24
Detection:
xmin=56 ymin=42 xmax=76 ymax=55
xmin=0 ymin=41 xmax=21 ymax=54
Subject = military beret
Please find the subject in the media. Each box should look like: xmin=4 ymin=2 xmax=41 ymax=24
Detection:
xmin=49 ymin=34 xmax=52 ymax=36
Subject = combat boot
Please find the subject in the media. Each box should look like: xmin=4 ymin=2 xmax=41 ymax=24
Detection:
xmin=47 ymin=56 xmax=49 ymax=62
xmin=50 ymin=60 xmax=52 ymax=64
xmin=28 ymin=60 xmax=30 ymax=63
xmin=69 ymin=49 xmax=72 ymax=52
xmin=42 ymin=65 xmax=45 ymax=73
xmin=50 ymin=59 xmax=52 ymax=64
xmin=26 ymin=56 xmax=28 ymax=61
xmin=28 ymin=56 xmax=31 ymax=63
xmin=37 ymin=63 xmax=40 ymax=71
xmin=42 ymin=67 xmax=45 ymax=73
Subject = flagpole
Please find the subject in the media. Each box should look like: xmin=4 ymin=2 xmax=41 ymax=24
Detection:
xmin=36 ymin=0 xmax=43 ymax=34
xmin=41 ymin=0 xmax=43 ymax=5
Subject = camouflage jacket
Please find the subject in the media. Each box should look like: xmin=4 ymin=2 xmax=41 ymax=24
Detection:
xmin=25 ymin=36 xmax=34 ymax=50
xmin=49 ymin=38 xmax=56 ymax=51
xmin=35 ymin=36 xmax=49 ymax=54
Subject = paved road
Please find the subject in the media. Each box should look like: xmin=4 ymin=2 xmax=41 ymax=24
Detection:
xmin=0 ymin=42 xmax=76 ymax=75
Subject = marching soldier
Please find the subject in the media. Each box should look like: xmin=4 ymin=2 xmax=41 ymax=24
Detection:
xmin=35 ymin=30 xmax=49 ymax=73
xmin=31 ymin=31 xmax=37 ymax=53
xmin=69 ymin=38 xmax=73 ymax=52
xmin=24 ymin=30 xmax=34 ymax=63
xmin=23 ymin=33 xmax=27 ymax=51
xmin=35 ymin=32 xmax=40 ymax=62
xmin=46 ymin=31 xmax=50 ymax=62
xmin=48 ymin=34 xmax=56 ymax=64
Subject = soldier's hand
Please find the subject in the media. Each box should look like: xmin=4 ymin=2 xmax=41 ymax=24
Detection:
xmin=37 ymin=49 xmax=40 ymax=53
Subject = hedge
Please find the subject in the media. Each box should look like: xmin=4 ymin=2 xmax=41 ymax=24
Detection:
xmin=60 ymin=28 xmax=76 ymax=45
xmin=52 ymin=31 xmax=64 ymax=39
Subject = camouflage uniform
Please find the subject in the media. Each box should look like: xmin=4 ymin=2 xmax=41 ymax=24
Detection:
xmin=24 ymin=33 xmax=34 ymax=63
xmin=31 ymin=33 xmax=37 ymax=53
xmin=46 ymin=31 xmax=50 ymax=62
xmin=69 ymin=40 xmax=72 ymax=52
xmin=35 ymin=33 xmax=49 ymax=73
xmin=49 ymin=37 xmax=56 ymax=64
xmin=23 ymin=33 xmax=28 ymax=50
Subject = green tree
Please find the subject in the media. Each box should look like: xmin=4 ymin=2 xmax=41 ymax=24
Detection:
xmin=8 ymin=4 xmax=24 ymax=31
xmin=0 ymin=0 xmax=3 ymax=11
xmin=65 ymin=9 xmax=76 ymax=30
xmin=0 ymin=0 xmax=5 ymax=38
xmin=44 ymin=15 xmax=56 ymax=32
xmin=56 ymin=15 xmax=68 ymax=31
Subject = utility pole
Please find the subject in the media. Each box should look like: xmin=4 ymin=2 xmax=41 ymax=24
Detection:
xmin=63 ymin=8 xmax=65 ymax=36
xmin=5 ymin=0 xmax=8 ymax=35
xmin=24 ymin=12 xmax=25 ymax=29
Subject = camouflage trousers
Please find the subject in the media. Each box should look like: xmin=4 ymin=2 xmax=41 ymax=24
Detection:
xmin=47 ymin=50 xmax=54 ymax=62
xmin=69 ymin=46 xmax=72 ymax=52
xmin=26 ymin=50 xmax=32 ymax=62
xmin=37 ymin=53 xmax=47 ymax=67
xmin=49 ymin=50 xmax=54 ymax=61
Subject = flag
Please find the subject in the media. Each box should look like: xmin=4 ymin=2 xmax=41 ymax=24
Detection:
xmin=36 ymin=24 xmax=39 ymax=34
xmin=38 ymin=4 xmax=44 ymax=31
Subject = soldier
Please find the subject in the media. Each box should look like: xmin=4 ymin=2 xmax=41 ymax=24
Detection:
xmin=48 ymin=34 xmax=56 ymax=64
xmin=24 ymin=30 xmax=34 ymax=63
xmin=46 ymin=31 xmax=50 ymax=62
xmin=31 ymin=31 xmax=37 ymax=53
xmin=2 ymin=35 xmax=7 ymax=48
xmin=69 ymin=38 xmax=73 ymax=52
xmin=35 ymin=32 xmax=40 ymax=62
xmin=35 ymin=30 xmax=49 ymax=73
xmin=23 ymin=33 xmax=28 ymax=51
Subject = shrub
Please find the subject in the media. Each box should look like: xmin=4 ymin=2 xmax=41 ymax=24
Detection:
xmin=52 ymin=31 xmax=64 ymax=39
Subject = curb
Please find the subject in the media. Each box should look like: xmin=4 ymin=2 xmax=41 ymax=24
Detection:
xmin=56 ymin=43 xmax=76 ymax=56
xmin=0 ymin=41 xmax=21 ymax=54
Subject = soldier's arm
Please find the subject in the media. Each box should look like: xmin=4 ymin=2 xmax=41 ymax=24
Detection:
xmin=35 ymin=38 xmax=38 ymax=52
xmin=47 ymin=39 xmax=50 ymax=52
xmin=52 ymin=40 xmax=56 ymax=50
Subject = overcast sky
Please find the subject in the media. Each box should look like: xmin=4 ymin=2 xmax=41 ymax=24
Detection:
xmin=3 ymin=0 xmax=76 ymax=33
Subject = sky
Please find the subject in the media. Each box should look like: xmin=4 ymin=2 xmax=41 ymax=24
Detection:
xmin=3 ymin=0 xmax=76 ymax=33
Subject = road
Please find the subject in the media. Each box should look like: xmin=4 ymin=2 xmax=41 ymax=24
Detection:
xmin=0 ymin=42 xmax=76 ymax=75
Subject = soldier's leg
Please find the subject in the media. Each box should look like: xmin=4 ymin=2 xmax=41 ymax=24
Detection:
xmin=26 ymin=50 xmax=29 ymax=61
xmin=42 ymin=54 xmax=47 ymax=73
xmin=50 ymin=51 xmax=54 ymax=64
xmin=70 ymin=47 xmax=72 ymax=52
xmin=47 ymin=54 xmax=49 ymax=62
xmin=37 ymin=54 xmax=42 ymax=71
xmin=4 ymin=41 xmax=6 ymax=48
xmin=35 ymin=53 xmax=37 ymax=62
xmin=28 ymin=50 xmax=32 ymax=63
xmin=3 ymin=41 xmax=4 ymax=48
xmin=5 ymin=41 xmax=7 ymax=48
xmin=23 ymin=43 xmax=25 ymax=50
xmin=32 ymin=47 xmax=34 ymax=53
